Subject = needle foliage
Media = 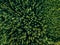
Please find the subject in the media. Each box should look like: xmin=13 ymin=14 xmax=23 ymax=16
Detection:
xmin=0 ymin=0 xmax=60 ymax=45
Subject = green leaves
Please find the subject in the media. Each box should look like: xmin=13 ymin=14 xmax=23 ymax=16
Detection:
xmin=0 ymin=0 xmax=60 ymax=45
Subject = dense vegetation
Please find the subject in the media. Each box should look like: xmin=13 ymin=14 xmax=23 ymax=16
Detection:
xmin=0 ymin=0 xmax=60 ymax=45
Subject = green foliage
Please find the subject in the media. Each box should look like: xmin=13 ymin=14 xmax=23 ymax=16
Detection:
xmin=0 ymin=0 xmax=60 ymax=45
